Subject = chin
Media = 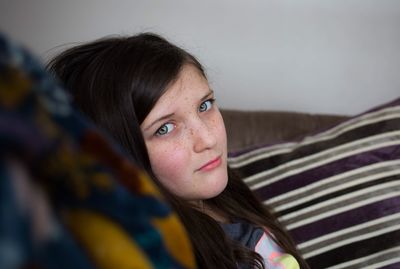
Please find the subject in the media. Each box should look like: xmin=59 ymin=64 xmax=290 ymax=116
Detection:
xmin=208 ymin=171 xmax=229 ymax=198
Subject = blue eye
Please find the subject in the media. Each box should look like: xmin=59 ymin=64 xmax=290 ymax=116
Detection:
xmin=199 ymin=99 xmax=215 ymax=112
xmin=155 ymin=123 xmax=175 ymax=136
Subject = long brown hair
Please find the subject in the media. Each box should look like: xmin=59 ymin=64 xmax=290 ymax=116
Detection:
xmin=47 ymin=33 xmax=309 ymax=269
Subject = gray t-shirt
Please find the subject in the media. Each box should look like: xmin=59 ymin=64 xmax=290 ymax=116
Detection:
xmin=220 ymin=221 xmax=300 ymax=269
xmin=220 ymin=221 xmax=264 ymax=269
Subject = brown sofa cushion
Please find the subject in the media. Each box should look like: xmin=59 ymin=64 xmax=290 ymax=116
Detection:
xmin=221 ymin=109 xmax=349 ymax=152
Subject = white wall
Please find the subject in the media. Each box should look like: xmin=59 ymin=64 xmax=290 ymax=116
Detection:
xmin=1 ymin=0 xmax=399 ymax=115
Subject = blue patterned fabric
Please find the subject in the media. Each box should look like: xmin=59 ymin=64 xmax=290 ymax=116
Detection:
xmin=0 ymin=33 xmax=196 ymax=269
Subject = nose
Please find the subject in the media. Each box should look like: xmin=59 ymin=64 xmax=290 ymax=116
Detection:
xmin=191 ymin=117 xmax=217 ymax=153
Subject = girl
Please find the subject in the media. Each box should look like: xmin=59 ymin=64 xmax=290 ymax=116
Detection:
xmin=47 ymin=33 xmax=309 ymax=269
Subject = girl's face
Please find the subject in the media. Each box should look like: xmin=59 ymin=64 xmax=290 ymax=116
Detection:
xmin=141 ymin=64 xmax=228 ymax=202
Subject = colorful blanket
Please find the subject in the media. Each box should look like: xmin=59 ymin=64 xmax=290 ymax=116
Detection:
xmin=0 ymin=33 xmax=196 ymax=269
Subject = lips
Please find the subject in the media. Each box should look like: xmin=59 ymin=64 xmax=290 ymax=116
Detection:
xmin=198 ymin=156 xmax=222 ymax=172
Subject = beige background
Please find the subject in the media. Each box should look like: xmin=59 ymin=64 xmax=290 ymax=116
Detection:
xmin=1 ymin=0 xmax=399 ymax=115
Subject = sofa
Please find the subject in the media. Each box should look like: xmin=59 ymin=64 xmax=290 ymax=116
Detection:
xmin=1 ymin=32 xmax=399 ymax=269
xmin=222 ymin=102 xmax=400 ymax=268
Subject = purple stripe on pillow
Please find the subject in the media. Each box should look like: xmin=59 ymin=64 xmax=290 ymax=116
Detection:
xmin=288 ymin=196 xmax=400 ymax=243
xmin=280 ymin=175 xmax=398 ymax=216
xmin=254 ymin=145 xmax=400 ymax=200
xmin=306 ymin=229 xmax=400 ymax=269
xmin=380 ymin=262 xmax=400 ymax=269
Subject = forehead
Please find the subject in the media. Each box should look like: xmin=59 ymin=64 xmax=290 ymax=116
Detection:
xmin=152 ymin=64 xmax=210 ymax=112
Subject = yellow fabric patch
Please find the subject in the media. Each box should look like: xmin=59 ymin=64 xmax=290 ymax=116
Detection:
xmin=91 ymin=173 xmax=113 ymax=190
xmin=152 ymin=214 xmax=196 ymax=269
xmin=63 ymin=209 xmax=154 ymax=269
xmin=0 ymin=69 xmax=31 ymax=108
xmin=137 ymin=169 xmax=162 ymax=197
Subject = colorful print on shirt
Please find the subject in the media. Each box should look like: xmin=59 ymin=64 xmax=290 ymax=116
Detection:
xmin=255 ymin=232 xmax=299 ymax=269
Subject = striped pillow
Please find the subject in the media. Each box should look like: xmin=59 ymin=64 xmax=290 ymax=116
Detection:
xmin=228 ymin=98 xmax=400 ymax=269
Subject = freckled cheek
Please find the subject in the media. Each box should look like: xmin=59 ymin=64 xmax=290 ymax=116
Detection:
xmin=147 ymin=143 xmax=191 ymax=184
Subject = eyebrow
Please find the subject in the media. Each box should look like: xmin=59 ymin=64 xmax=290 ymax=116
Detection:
xmin=143 ymin=90 xmax=214 ymax=132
